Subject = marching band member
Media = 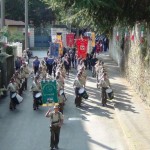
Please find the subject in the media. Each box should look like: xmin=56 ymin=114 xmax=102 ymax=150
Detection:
xmin=41 ymin=67 xmax=47 ymax=79
xmin=100 ymin=73 xmax=111 ymax=106
xmin=40 ymin=60 xmax=47 ymax=70
xmin=7 ymin=78 xmax=19 ymax=110
xmin=73 ymin=73 xmax=83 ymax=107
xmin=80 ymin=66 xmax=87 ymax=88
xmin=22 ymin=62 xmax=30 ymax=90
xmin=64 ymin=55 xmax=70 ymax=76
xmin=14 ymin=71 xmax=22 ymax=95
xmin=30 ymin=76 xmax=41 ymax=110
xmin=20 ymin=66 xmax=26 ymax=92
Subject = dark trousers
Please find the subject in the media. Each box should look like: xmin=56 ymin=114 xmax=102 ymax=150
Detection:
xmin=50 ymin=126 xmax=61 ymax=148
xmin=34 ymin=66 xmax=39 ymax=75
xmin=33 ymin=91 xmax=39 ymax=110
xmin=75 ymin=87 xmax=82 ymax=106
xmin=101 ymin=87 xmax=108 ymax=105
xmin=24 ymin=78 xmax=27 ymax=90
xmin=47 ymin=65 xmax=53 ymax=75
xmin=9 ymin=92 xmax=17 ymax=110
xmin=53 ymin=70 xmax=56 ymax=78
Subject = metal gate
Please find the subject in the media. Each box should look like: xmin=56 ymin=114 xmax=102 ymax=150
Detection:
xmin=34 ymin=27 xmax=51 ymax=47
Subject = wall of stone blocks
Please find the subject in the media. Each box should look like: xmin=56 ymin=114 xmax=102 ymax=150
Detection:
xmin=109 ymin=24 xmax=150 ymax=106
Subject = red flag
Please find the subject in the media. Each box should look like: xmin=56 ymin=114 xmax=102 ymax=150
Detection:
xmin=131 ymin=32 xmax=134 ymax=41
xmin=76 ymin=39 xmax=88 ymax=59
xmin=125 ymin=32 xmax=128 ymax=41
xmin=66 ymin=33 xmax=75 ymax=47
xmin=140 ymin=31 xmax=144 ymax=43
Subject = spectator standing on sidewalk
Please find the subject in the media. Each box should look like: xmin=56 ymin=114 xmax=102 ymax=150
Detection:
xmin=45 ymin=105 xmax=63 ymax=150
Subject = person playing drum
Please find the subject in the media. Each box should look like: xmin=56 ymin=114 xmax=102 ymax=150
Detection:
xmin=14 ymin=70 xmax=22 ymax=95
xmin=30 ymin=76 xmax=41 ymax=110
xmin=79 ymin=66 xmax=87 ymax=88
xmin=22 ymin=62 xmax=30 ymax=90
xmin=7 ymin=78 xmax=19 ymax=110
xmin=100 ymin=73 xmax=111 ymax=106
xmin=73 ymin=73 xmax=83 ymax=107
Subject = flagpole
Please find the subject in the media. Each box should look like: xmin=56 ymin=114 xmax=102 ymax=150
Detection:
xmin=25 ymin=0 xmax=28 ymax=50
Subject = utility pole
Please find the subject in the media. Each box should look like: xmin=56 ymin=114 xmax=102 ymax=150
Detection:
xmin=1 ymin=0 xmax=5 ymax=28
xmin=25 ymin=0 xmax=28 ymax=50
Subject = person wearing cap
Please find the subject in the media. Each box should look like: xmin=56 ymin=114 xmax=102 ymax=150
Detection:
xmin=7 ymin=78 xmax=19 ymax=110
xmin=73 ymin=73 xmax=83 ymax=107
xmin=45 ymin=105 xmax=63 ymax=150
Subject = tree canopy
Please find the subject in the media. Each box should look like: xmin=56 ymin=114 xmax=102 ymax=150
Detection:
xmin=43 ymin=0 xmax=150 ymax=33
xmin=5 ymin=0 xmax=56 ymax=27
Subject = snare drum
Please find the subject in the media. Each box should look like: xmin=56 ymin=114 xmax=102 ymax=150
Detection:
xmin=11 ymin=93 xmax=19 ymax=104
xmin=82 ymin=91 xmax=89 ymax=99
xmin=78 ymin=88 xmax=85 ymax=95
xmin=59 ymin=90 xmax=64 ymax=95
xmin=106 ymin=88 xmax=114 ymax=100
xmin=34 ymin=92 xmax=42 ymax=105
xmin=34 ymin=92 xmax=42 ymax=100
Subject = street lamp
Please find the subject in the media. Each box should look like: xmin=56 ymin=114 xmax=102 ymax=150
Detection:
xmin=25 ymin=0 xmax=28 ymax=50
xmin=1 ymin=0 xmax=5 ymax=28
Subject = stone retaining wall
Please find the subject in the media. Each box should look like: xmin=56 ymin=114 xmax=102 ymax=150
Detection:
xmin=109 ymin=24 xmax=150 ymax=106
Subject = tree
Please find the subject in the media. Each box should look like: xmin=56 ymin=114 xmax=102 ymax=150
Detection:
xmin=43 ymin=0 xmax=150 ymax=34
xmin=5 ymin=0 xmax=56 ymax=27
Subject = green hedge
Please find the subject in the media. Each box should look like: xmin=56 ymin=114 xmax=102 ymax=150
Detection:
xmin=5 ymin=45 xmax=15 ymax=55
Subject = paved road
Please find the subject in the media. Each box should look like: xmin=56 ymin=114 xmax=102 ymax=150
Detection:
xmin=0 ymin=51 xmax=128 ymax=150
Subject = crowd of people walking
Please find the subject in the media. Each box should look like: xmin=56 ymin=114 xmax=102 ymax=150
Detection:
xmin=5 ymin=45 xmax=113 ymax=150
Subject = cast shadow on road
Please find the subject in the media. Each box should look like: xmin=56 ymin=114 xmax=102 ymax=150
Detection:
xmin=61 ymin=117 xmax=116 ymax=150
xmin=79 ymin=103 xmax=114 ymax=120
xmin=112 ymin=83 xmax=139 ymax=114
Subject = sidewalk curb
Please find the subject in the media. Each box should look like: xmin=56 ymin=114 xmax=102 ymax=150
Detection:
xmin=114 ymin=105 xmax=136 ymax=150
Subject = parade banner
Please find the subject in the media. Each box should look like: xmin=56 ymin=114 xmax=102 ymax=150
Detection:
xmin=91 ymin=32 xmax=95 ymax=47
xmin=56 ymin=40 xmax=63 ymax=56
xmin=76 ymin=39 xmax=88 ymax=59
xmin=41 ymin=80 xmax=58 ymax=104
xmin=66 ymin=33 xmax=75 ymax=47
xmin=50 ymin=43 xmax=59 ymax=57
xmin=56 ymin=35 xmax=62 ymax=41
